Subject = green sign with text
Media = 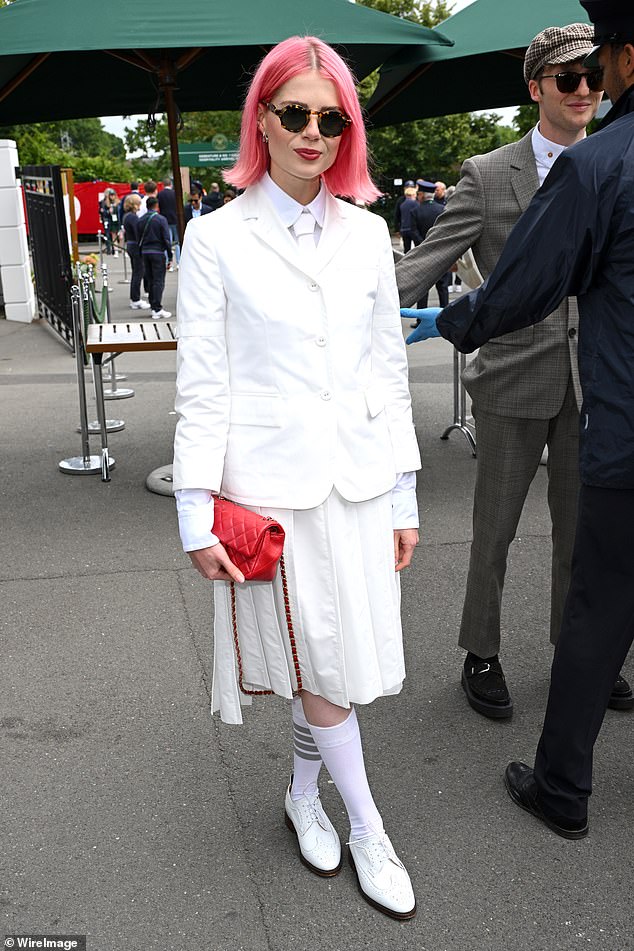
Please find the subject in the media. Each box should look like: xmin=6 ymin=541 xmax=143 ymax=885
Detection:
xmin=178 ymin=137 xmax=239 ymax=167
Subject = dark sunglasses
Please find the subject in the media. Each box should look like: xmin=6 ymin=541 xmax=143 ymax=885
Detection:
xmin=263 ymin=101 xmax=352 ymax=138
xmin=540 ymin=69 xmax=604 ymax=93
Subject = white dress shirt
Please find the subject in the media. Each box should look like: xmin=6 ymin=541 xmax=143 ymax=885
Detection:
xmin=532 ymin=124 xmax=580 ymax=187
xmin=176 ymin=173 xmax=418 ymax=551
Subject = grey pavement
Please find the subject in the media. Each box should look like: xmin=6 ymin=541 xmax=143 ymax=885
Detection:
xmin=1 ymin=247 xmax=633 ymax=951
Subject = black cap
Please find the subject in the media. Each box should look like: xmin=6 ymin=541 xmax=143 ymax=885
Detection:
xmin=579 ymin=0 xmax=634 ymax=44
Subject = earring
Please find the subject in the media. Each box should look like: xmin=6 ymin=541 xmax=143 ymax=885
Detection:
xmin=262 ymin=131 xmax=269 ymax=143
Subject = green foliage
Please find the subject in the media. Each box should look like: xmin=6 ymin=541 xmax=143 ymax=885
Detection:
xmin=0 ymin=118 xmax=129 ymax=181
xmin=358 ymin=0 xmax=454 ymax=27
xmin=514 ymin=104 xmax=539 ymax=138
xmin=368 ymin=113 xmax=516 ymax=191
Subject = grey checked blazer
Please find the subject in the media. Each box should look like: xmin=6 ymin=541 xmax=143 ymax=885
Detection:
xmin=396 ymin=131 xmax=582 ymax=418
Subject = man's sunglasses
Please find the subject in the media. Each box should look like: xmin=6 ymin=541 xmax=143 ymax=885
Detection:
xmin=263 ymin=101 xmax=352 ymax=138
xmin=540 ymin=69 xmax=604 ymax=94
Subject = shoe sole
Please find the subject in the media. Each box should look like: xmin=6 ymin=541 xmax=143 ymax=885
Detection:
xmin=284 ymin=811 xmax=342 ymax=878
xmin=503 ymin=772 xmax=589 ymax=840
xmin=347 ymin=848 xmax=416 ymax=920
xmin=461 ymin=670 xmax=514 ymax=719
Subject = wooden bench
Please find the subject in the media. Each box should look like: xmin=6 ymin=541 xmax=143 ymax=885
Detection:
xmin=85 ymin=322 xmax=177 ymax=480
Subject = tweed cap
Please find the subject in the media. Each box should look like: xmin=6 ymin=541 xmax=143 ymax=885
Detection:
xmin=523 ymin=23 xmax=595 ymax=83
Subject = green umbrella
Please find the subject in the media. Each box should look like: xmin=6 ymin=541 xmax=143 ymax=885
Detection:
xmin=366 ymin=0 xmax=591 ymax=125
xmin=0 ymin=0 xmax=451 ymax=235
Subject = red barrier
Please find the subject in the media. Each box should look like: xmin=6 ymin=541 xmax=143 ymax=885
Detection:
xmin=73 ymin=181 xmax=164 ymax=235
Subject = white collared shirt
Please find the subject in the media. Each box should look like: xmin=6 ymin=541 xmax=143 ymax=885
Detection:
xmin=259 ymin=171 xmax=326 ymax=244
xmin=531 ymin=124 xmax=581 ymax=187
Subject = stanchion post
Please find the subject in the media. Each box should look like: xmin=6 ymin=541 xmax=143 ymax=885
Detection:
xmin=101 ymin=262 xmax=135 ymax=400
xmin=440 ymin=348 xmax=476 ymax=456
xmin=58 ymin=285 xmax=103 ymax=475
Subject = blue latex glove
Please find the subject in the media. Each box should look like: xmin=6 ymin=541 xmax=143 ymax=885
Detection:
xmin=401 ymin=307 xmax=442 ymax=344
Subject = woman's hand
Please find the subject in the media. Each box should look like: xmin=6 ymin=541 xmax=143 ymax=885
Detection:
xmin=394 ymin=529 xmax=419 ymax=572
xmin=188 ymin=543 xmax=245 ymax=583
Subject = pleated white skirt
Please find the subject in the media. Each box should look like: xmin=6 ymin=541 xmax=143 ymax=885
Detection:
xmin=211 ymin=488 xmax=405 ymax=724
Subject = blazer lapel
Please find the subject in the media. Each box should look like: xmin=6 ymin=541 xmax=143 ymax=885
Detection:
xmin=241 ymin=181 xmax=308 ymax=272
xmin=509 ymin=131 xmax=540 ymax=213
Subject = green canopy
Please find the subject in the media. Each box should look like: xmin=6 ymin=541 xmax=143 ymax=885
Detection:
xmin=0 ymin=0 xmax=451 ymax=124
xmin=366 ymin=0 xmax=591 ymax=126
xmin=0 ymin=0 xmax=451 ymax=237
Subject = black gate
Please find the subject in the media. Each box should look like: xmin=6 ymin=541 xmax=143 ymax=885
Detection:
xmin=20 ymin=165 xmax=74 ymax=349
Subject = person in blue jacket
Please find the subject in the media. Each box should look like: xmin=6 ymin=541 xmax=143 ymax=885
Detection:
xmin=406 ymin=0 xmax=634 ymax=839
xmin=137 ymin=195 xmax=173 ymax=319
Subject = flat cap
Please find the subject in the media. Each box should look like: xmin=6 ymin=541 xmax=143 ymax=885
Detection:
xmin=523 ymin=22 xmax=595 ymax=83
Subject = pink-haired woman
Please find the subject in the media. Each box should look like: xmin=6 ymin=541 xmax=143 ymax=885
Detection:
xmin=173 ymin=36 xmax=421 ymax=920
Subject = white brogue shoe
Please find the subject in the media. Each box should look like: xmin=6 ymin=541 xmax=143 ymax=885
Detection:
xmin=348 ymin=831 xmax=416 ymax=920
xmin=284 ymin=785 xmax=342 ymax=877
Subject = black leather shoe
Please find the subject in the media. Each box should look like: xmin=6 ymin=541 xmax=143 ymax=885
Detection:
xmin=504 ymin=762 xmax=588 ymax=840
xmin=608 ymin=674 xmax=634 ymax=710
xmin=461 ymin=653 xmax=513 ymax=719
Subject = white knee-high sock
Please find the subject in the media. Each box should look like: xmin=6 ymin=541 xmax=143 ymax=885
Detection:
xmin=290 ymin=696 xmax=322 ymax=801
xmin=307 ymin=707 xmax=383 ymax=840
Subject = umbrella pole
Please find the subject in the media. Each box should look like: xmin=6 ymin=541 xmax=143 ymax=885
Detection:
xmin=160 ymin=61 xmax=186 ymax=247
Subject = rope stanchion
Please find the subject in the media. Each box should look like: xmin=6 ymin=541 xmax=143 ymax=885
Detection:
xmin=100 ymin=262 xmax=135 ymax=401
xmin=59 ymin=285 xmax=114 ymax=477
xmin=75 ymin=266 xmax=126 ymax=435
xmin=440 ymin=348 xmax=476 ymax=456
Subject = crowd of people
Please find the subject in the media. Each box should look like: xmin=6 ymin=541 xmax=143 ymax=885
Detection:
xmin=99 ymin=178 xmax=236 ymax=318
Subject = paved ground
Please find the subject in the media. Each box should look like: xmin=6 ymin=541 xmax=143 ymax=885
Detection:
xmin=1 ymin=247 xmax=633 ymax=951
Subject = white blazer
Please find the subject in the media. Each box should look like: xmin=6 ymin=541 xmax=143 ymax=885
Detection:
xmin=172 ymin=181 xmax=421 ymax=509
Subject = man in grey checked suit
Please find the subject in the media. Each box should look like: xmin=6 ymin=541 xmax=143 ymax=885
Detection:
xmin=397 ymin=23 xmax=634 ymax=718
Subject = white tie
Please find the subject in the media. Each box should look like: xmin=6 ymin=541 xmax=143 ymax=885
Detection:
xmin=292 ymin=210 xmax=316 ymax=256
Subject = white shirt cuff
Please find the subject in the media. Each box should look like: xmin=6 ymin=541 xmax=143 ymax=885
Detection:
xmin=175 ymin=488 xmax=219 ymax=551
xmin=392 ymin=471 xmax=419 ymax=529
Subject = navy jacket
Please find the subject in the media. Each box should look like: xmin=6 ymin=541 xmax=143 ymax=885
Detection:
xmin=158 ymin=187 xmax=178 ymax=225
xmin=123 ymin=210 xmax=140 ymax=247
xmin=413 ymin=199 xmax=444 ymax=242
xmin=437 ymin=86 xmax=634 ymax=489
xmin=184 ymin=202 xmax=213 ymax=225
xmin=137 ymin=210 xmax=172 ymax=259
xmin=399 ymin=197 xmax=419 ymax=234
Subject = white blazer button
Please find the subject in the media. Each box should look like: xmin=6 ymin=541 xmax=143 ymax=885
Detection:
xmin=320 ymin=390 xmax=332 ymax=400
xmin=309 ymin=282 xmax=319 ymax=291
xmin=316 ymin=336 xmax=327 ymax=347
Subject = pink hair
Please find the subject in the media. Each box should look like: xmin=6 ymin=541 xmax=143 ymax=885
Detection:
xmin=225 ymin=36 xmax=380 ymax=205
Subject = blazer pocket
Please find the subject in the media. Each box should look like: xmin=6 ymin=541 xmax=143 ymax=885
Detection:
xmin=365 ymin=385 xmax=386 ymax=418
xmin=230 ymin=393 xmax=283 ymax=427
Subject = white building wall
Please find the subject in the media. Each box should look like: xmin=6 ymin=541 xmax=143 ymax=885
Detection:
xmin=0 ymin=139 xmax=36 ymax=323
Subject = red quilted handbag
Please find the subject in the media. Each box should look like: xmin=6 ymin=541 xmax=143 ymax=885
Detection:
xmin=212 ymin=497 xmax=285 ymax=581
xmin=212 ymin=497 xmax=303 ymax=695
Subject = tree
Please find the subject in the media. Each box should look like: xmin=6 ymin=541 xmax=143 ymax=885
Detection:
xmin=0 ymin=118 xmax=130 ymax=181
xmin=357 ymin=0 xmax=454 ymax=27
